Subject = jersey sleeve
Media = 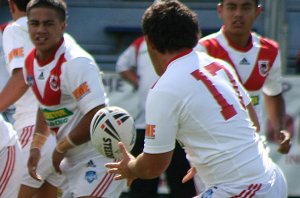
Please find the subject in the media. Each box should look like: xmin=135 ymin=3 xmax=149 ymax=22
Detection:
xmin=2 ymin=25 xmax=26 ymax=74
xmin=143 ymin=90 xmax=180 ymax=154
xmin=115 ymin=44 xmax=137 ymax=73
xmin=62 ymin=57 xmax=107 ymax=115
xmin=262 ymin=51 xmax=282 ymax=96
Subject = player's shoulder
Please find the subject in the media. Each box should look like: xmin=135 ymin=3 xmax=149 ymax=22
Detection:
xmin=252 ymin=32 xmax=279 ymax=51
xmin=2 ymin=22 xmax=17 ymax=36
xmin=199 ymin=31 xmax=220 ymax=42
xmin=131 ymin=36 xmax=146 ymax=52
xmin=197 ymin=31 xmax=223 ymax=50
xmin=64 ymin=40 xmax=95 ymax=63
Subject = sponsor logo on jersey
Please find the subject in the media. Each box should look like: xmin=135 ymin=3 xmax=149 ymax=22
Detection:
xmin=258 ymin=60 xmax=269 ymax=77
xmin=85 ymin=170 xmax=97 ymax=183
xmin=42 ymin=108 xmax=73 ymax=127
xmin=239 ymin=57 xmax=250 ymax=65
xmin=8 ymin=47 xmax=24 ymax=62
xmin=146 ymin=124 xmax=156 ymax=139
xmin=73 ymin=82 xmax=90 ymax=101
xmin=250 ymin=95 xmax=260 ymax=106
xmin=49 ymin=75 xmax=59 ymax=91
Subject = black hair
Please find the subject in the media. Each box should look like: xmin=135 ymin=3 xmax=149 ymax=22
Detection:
xmin=11 ymin=0 xmax=31 ymax=12
xmin=142 ymin=0 xmax=199 ymax=53
xmin=26 ymin=0 xmax=67 ymax=21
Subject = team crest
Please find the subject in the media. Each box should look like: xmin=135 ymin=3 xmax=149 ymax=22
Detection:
xmin=27 ymin=75 xmax=34 ymax=86
xmin=258 ymin=60 xmax=269 ymax=77
xmin=49 ymin=75 xmax=59 ymax=91
xmin=201 ymin=186 xmax=217 ymax=198
xmin=85 ymin=170 xmax=97 ymax=183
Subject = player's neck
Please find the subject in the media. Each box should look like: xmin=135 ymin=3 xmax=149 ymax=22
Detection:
xmin=223 ymin=30 xmax=252 ymax=49
xmin=12 ymin=12 xmax=26 ymax=21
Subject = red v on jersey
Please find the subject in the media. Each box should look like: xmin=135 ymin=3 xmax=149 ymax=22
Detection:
xmin=200 ymin=37 xmax=278 ymax=91
xmin=25 ymin=49 xmax=66 ymax=106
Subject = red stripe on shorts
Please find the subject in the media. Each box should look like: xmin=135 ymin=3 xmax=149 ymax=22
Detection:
xmin=20 ymin=125 xmax=34 ymax=148
xmin=0 ymin=146 xmax=16 ymax=196
xmin=230 ymin=183 xmax=262 ymax=198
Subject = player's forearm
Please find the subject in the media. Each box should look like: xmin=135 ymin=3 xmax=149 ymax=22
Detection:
xmin=31 ymin=108 xmax=50 ymax=150
xmin=128 ymin=154 xmax=161 ymax=179
xmin=65 ymin=105 xmax=106 ymax=145
xmin=264 ymin=94 xmax=286 ymax=132
xmin=0 ymin=69 xmax=29 ymax=111
xmin=119 ymin=70 xmax=139 ymax=89
xmin=128 ymin=151 xmax=173 ymax=179
xmin=246 ymin=103 xmax=260 ymax=132
xmin=55 ymin=105 xmax=105 ymax=153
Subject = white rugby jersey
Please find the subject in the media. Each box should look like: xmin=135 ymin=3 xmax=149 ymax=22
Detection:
xmin=0 ymin=114 xmax=18 ymax=150
xmin=196 ymin=28 xmax=282 ymax=128
xmin=116 ymin=36 xmax=158 ymax=129
xmin=2 ymin=17 xmax=38 ymax=130
xmin=24 ymin=36 xmax=107 ymax=160
xmin=144 ymin=49 xmax=273 ymax=186
xmin=0 ymin=31 xmax=9 ymax=91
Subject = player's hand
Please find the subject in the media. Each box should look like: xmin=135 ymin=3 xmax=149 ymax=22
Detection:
xmin=276 ymin=130 xmax=292 ymax=154
xmin=182 ymin=167 xmax=197 ymax=183
xmin=52 ymin=149 xmax=65 ymax=174
xmin=27 ymin=148 xmax=42 ymax=181
xmin=105 ymin=142 xmax=137 ymax=186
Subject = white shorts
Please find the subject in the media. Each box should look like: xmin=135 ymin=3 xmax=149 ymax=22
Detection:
xmin=0 ymin=143 xmax=24 ymax=198
xmin=19 ymin=127 xmax=65 ymax=188
xmin=61 ymin=153 xmax=126 ymax=197
xmin=197 ymin=165 xmax=287 ymax=198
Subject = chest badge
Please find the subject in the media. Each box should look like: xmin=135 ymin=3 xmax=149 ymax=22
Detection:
xmin=258 ymin=60 xmax=269 ymax=77
xmin=49 ymin=75 xmax=59 ymax=91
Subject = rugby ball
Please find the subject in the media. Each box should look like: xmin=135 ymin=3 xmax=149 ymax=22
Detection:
xmin=90 ymin=106 xmax=136 ymax=159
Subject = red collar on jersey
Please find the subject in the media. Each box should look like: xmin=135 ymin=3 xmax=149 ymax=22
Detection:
xmin=221 ymin=26 xmax=253 ymax=52
xmin=36 ymin=37 xmax=64 ymax=66
xmin=166 ymin=49 xmax=193 ymax=67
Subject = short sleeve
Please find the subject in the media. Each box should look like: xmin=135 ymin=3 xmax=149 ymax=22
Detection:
xmin=62 ymin=57 xmax=107 ymax=114
xmin=143 ymin=90 xmax=180 ymax=154
xmin=2 ymin=25 xmax=30 ymax=74
xmin=115 ymin=45 xmax=137 ymax=73
xmin=262 ymin=52 xmax=282 ymax=96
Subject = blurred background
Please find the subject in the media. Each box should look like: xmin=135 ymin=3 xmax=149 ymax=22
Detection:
xmin=1 ymin=0 xmax=300 ymax=197
xmin=1 ymin=0 xmax=299 ymax=74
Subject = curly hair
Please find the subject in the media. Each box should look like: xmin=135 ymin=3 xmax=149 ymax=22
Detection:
xmin=142 ymin=0 xmax=199 ymax=53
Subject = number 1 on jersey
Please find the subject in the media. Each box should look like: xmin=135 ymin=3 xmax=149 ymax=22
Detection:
xmin=191 ymin=62 xmax=245 ymax=120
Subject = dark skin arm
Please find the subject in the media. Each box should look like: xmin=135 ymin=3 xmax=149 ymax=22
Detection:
xmin=119 ymin=69 xmax=139 ymax=90
xmin=52 ymin=104 xmax=106 ymax=173
xmin=264 ymin=93 xmax=291 ymax=154
xmin=0 ymin=68 xmax=29 ymax=112
xmin=106 ymin=142 xmax=173 ymax=186
xmin=247 ymin=102 xmax=260 ymax=132
xmin=28 ymin=108 xmax=50 ymax=181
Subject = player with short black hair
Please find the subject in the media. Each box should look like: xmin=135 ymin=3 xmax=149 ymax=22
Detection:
xmin=106 ymin=1 xmax=287 ymax=197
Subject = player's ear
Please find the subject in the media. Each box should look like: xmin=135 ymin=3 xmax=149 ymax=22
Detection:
xmin=60 ymin=21 xmax=67 ymax=31
xmin=217 ymin=3 xmax=223 ymax=19
xmin=255 ymin=4 xmax=262 ymax=19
